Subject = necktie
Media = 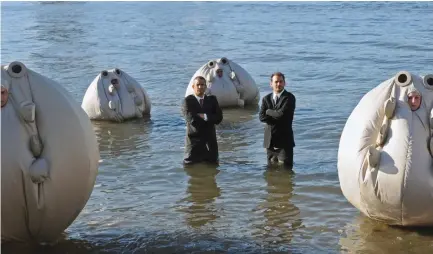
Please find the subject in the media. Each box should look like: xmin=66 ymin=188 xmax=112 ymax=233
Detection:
xmin=274 ymin=96 xmax=279 ymax=106
xmin=200 ymin=98 xmax=204 ymax=107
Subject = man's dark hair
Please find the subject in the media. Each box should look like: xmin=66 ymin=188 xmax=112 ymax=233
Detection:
xmin=193 ymin=76 xmax=206 ymax=84
xmin=270 ymin=72 xmax=285 ymax=81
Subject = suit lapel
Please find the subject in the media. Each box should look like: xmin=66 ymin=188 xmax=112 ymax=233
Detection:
xmin=268 ymin=94 xmax=274 ymax=108
xmin=192 ymin=95 xmax=205 ymax=109
xmin=190 ymin=95 xmax=198 ymax=110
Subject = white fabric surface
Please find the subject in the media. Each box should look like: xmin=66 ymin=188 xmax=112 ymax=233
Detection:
xmin=338 ymin=71 xmax=433 ymax=226
xmin=1 ymin=61 xmax=99 ymax=242
xmin=185 ymin=57 xmax=259 ymax=107
xmin=82 ymin=68 xmax=151 ymax=122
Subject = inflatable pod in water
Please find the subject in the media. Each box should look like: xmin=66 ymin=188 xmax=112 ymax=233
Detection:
xmin=338 ymin=71 xmax=433 ymax=226
xmin=82 ymin=68 xmax=151 ymax=122
xmin=185 ymin=57 xmax=259 ymax=108
xmin=1 ymin=61 xmax=99 ymax=242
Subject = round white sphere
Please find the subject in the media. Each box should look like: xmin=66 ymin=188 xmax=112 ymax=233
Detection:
xmin=338 ymin=71 xmax=433 ymax=226
xmin=1 ymin=61 xmax=99 ymax=242
xmin=185 ymin=57 xmax=259 ymax=108
xmin=82 ymin=68 xmax=151 ymax=122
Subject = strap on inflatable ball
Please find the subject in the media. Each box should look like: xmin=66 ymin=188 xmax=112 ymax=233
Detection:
xmin=6 ymin=61 xmax=49 ymax=184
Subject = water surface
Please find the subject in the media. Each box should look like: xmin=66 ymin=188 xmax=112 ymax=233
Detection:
xmin=2 ymin=1 xmax=433 ymax=253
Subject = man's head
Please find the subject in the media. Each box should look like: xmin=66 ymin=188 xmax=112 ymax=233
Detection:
xmin=407 ymin=91 xmax=421 ymax=111
xmin=192 ymin=76 xmax=207 ymax=97
xmin=1 ymin=86 xmax=8 ymax=108
xmin=270 ymin=72 xmax=286 ymax=93
xmin=216 ymin=69 xmax=223 ymax=78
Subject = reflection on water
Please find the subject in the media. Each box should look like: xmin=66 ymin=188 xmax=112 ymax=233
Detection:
xmin=177 ymin=164 xmax=221 ymax=228
xmin=253 ymin=169 xmax=302 ymax=246
xmin=92 ymin=118 xmax=152 ymax=159
xmin=218 ymin=105 xmax=259 ymax=126
xmin=339 ymin=215 xmax=433 ymax=253
xmin=217 ymin=106 xmax=261 ymax=165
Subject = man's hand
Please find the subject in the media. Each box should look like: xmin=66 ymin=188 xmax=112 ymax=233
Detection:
xmin=198 ymin=113 xmax=208 ymax=121
xmin=266 ymin=109 xmax=271 ymax=115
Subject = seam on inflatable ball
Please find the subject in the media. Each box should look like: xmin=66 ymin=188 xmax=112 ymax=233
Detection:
xmin=21 ymin=167 xmax=32 ymax=241
xmin=388 ymin=83 xmax=407 ymax=224
xmin=358 ymin=156 xmax=370 ymax=215
xmin=401 ymin=123 xmax=412 ymax=226
xmin=374 ymin=83 xmax=394 ymax=150
xmin=34 ymin=182 xmax=46 ymax=240
xmin=360 ymin=83 xmax=394 ymax=216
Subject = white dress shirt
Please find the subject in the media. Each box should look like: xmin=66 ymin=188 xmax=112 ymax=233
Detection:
xmin=273 ymin=90 xmax=284 ymax=105
xmin=194 ymin=94 xmax=208 ymax=121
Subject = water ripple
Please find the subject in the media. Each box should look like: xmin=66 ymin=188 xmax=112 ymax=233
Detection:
xmin=2 ymin=1 xmax=433 ymax=253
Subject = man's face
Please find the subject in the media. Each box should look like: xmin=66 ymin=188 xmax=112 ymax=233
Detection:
xmin=216 ymin=69 xmax=223 ymax=78
xmin=1 ymin=86 xmax=8 ymax=108
xmin=407 ymin=92 xmax=421 ymax=111
xmin=192 ymin=79 xmax=206 ymax=97
xmin=270 ymin=75 xmax=285 ymax=93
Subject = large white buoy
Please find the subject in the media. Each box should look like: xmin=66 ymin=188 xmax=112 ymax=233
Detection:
xmin=1 ymin=61 xmax=99 ymax=242
xmin=338 ymin=71 xmax=433 ymax=226
xmin=185 ymin=57 xmax=259 ymax=108
xmin=82 ymin=68 xmax=151 ymax=122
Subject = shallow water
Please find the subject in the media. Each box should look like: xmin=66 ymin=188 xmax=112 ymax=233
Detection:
xmin=2 ymin=1 xmax=433 ymax=253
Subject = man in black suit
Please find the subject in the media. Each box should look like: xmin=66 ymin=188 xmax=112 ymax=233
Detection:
xmin=182 ymin=76 xmax=223 ymax=165
xmin=259 ymin=72 xmax=296 ymax=170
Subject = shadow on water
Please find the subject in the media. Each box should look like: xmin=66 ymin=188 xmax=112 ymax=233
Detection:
xmin=1 ymin=165 xmax=305 ymax=254
xmin=1 ymin=230 xmax=304 ymax=254
xmin=214 ymin=105 xmax=266 ymax=168
xmin=176 ymin=163 xmax=222 ymax=228
xmin=218 ymin=104 xmax=259 ymax=124
xmin=252 ymin=168 xmax=303 ymax=247
xmin=216 ymin=105 xmax=260 ymax=152
xmin=92 ymin=118 xmax=153 ymax=159
xmin=1 ymin=234 xmax=94 ymax=254
xmin=339 ymin=214 xmax=433 ymax=253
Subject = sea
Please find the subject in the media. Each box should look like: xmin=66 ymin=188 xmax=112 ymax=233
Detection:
xmin=1 ymin=1 xmax=433 ymax=253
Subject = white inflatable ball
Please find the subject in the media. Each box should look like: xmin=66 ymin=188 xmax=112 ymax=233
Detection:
xmin=1 ymin=61 xmax=99 ymax=242
xmin=338 ymin=71 xmax=433 ymax=226
xmin=82 ymin=68 xmax=151 ymax=122
xmin=185 ymin=57 xmax=259 ymax=108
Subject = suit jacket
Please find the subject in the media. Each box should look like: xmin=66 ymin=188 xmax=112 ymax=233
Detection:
xmin=182 ymin=94 xmax=223 ymax=162
xmin=259 ymin=90 xmax=296 ymax=149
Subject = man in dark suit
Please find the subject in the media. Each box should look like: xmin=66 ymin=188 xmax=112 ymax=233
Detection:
xmin=259 ymin=72 xmax=296 ymax=170
xmin=182 ymin=76 xmax=223 ymax=165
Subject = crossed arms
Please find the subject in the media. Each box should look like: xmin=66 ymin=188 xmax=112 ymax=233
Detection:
xmin=182 ymin=96 xmax=223 ymax=128
xmin=259 ymin=95 xmax=296 ymax=125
